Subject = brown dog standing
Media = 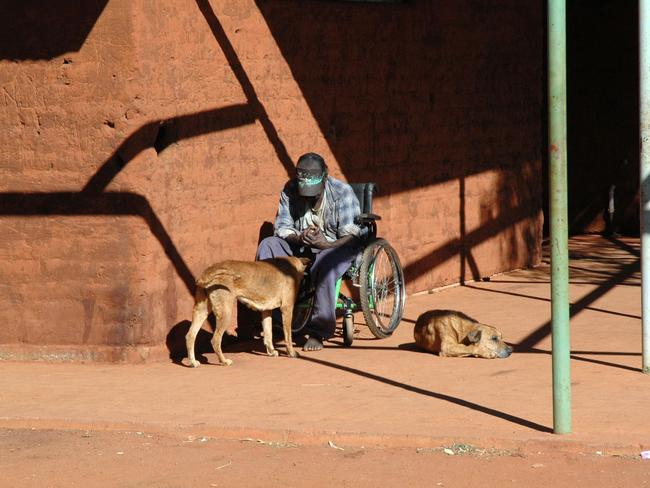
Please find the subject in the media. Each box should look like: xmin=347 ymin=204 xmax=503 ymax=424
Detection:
xmin=414 ymin=310 xmax=513 ymax=359
xmin=185 ymin=256 xmax=310 ymax=367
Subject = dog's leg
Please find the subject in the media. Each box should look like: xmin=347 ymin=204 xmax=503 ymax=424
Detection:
xmin=209 ymin=289 xmax=234 ymax=366
xmin=186 ymin=287 xmax=211 ymax=368
xmin=280 ymin=304 xmax=298 ymax=358
xmin=440 ymin=341 xmax=480 ymax=358
xmin=260 ymin=311 xmax=278 ymax=357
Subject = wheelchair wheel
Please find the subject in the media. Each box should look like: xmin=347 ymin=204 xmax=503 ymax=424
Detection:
xmin=292 ymin=277 xmax=315 ymax=334
xmin=359 ymin=238 xmax=406 ymax=338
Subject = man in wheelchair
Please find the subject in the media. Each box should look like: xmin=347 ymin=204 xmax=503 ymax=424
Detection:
xmin=256 ymin=152 xmax=364 ymax=352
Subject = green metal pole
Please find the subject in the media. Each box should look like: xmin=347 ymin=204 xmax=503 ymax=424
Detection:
xmin=548 ymin=0 xmax=572 ymax=433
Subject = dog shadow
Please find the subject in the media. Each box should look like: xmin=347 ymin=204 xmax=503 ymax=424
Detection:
xmin=166 ymin=319 xmax=284 ymax=366
xmin=398 ymin=342 xmax=432 ymax=355
xmin=166 ymin=320 xmax=212 ymax=365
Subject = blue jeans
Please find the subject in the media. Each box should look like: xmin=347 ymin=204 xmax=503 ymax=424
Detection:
xmin=256 ymin=236 xmax=359 ymax=339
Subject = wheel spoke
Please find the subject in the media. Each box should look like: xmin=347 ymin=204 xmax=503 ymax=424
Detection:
xmin=292 ymin=279 xmax=315 ymax=333
xmin=360 ymin=239 xmax=405 ymax=338
xmin=369 ymin=248 xmax=399 ymax=329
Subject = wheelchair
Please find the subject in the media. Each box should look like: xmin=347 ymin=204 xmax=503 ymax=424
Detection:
xmin=291 ymin=182 xmax=406 ymax=346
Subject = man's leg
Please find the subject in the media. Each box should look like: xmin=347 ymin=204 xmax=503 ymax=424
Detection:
xmin=256 ymin=236 xmax=294 ymax=260
xmin=303 ymin=243 xmax=359 ymax=351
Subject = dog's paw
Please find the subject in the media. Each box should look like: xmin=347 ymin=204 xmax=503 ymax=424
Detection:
xmin=188 ymin=359 xmax=200 ymax=368
xmin=220 ymin=358 xmax=233 ymax=366
xmin=287 ymin=350 xmax=300 ymax=358
xmin=267 ymin=349 xmax=279 ymax=357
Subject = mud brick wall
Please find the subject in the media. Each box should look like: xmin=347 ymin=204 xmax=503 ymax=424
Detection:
xmin=0 ymin=0 xmax=544 ymax=362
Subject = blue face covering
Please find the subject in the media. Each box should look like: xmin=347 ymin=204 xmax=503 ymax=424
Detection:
xmin=298 ymin=174 xmax=324 ymax=188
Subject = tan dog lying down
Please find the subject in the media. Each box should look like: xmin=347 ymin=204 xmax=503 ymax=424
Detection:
xmin=414 ymin=310 xmax=513 ymax=359
xmin=185 ymin=256 xmax=310 ymax=367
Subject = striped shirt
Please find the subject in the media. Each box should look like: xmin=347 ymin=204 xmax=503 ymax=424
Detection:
xmin=274 ymin=176 xmax=362 ymax=241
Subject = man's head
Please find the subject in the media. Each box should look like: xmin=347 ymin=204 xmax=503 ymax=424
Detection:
xmin=296 ymin=153 xmax=327 ymax=198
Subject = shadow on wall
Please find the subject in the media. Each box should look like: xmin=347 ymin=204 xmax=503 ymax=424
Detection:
xmin=0 ymin=101 xmax=257 ymax=300
xmin=257 ymin=0 xmax=641 ymax=237
xmin=255 ymin=0 xmax=545 ymax=288
xmin=0 ymin=0 xmax=545 ymax=284
xmin=0 ymin=0 xmax=297 ymax=302
xmin=0 ymin=1 xmax=301 ymax=359
xmin=1 ymin=0 xmax=545 ymax=356
xmin=254 ymin=0 xmax=543 ymax=195
xmin=0 ymin=0 xmax=109 ymax=60
xmin=403 ymin=163 xmax=542 ymax=285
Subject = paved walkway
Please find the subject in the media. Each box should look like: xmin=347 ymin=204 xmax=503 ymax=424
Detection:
xmin=1 ymin=235 xmax=647 ymax=455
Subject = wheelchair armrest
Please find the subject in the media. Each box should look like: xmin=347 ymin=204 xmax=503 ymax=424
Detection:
xmin=355 ymin=213 xmax=381 ymax=224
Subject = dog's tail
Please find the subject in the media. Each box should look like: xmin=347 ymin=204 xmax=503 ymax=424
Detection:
xmin=196 ymin=269 xmax=239 ymax=289
xmin=193 ymin=285 xmax=208 ymax=308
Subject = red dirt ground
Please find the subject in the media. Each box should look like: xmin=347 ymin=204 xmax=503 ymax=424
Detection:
xmin=2 ymin=428 xmax=649 ymax=488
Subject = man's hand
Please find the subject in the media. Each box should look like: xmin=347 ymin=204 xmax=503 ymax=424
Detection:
xmin=302 ymin=226 xmax=330 ymax=249
xmin=284 ymin=232 xmax=303 ymax=246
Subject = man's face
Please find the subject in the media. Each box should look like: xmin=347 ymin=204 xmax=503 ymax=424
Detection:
xmin=296 ymin=160 xmax=325 ymax=198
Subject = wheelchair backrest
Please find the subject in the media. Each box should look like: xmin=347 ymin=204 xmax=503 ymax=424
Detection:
xmin=350 ymin=182 xmax=377 ymax=215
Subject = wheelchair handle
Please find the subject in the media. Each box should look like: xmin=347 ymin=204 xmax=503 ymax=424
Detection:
xmin=355 ymin=213 xmax=381 ymax=224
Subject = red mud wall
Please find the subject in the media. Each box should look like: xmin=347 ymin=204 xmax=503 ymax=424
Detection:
xmin=0 ymin=0 xmax=544 ymax=362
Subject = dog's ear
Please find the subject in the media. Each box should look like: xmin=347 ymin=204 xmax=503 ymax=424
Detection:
xmin=467 ymin=328 xmax=482 ymax=344
xmin=298 ymin=257 xmax=311 ymax=266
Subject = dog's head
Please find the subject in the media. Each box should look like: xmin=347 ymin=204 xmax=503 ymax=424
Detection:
xmin=287 ymin=256 xmax=311 ymax=273
xmin=466 ymin=324 xmax=513 ymax=359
